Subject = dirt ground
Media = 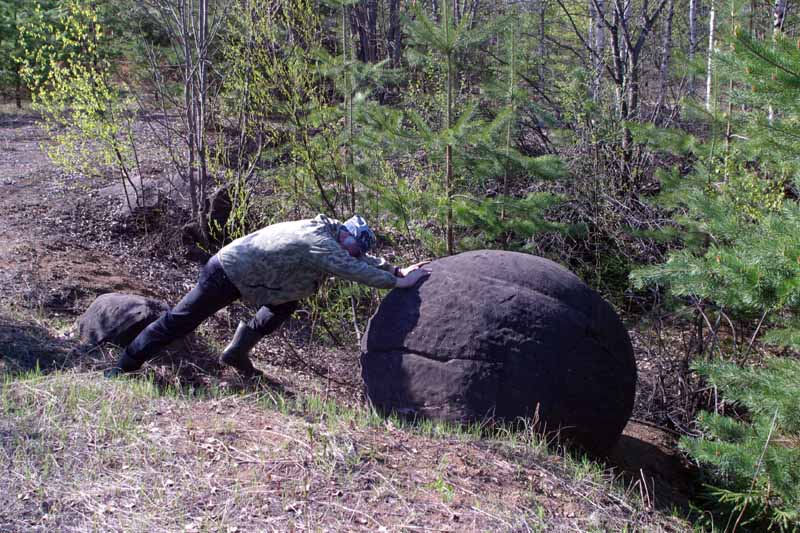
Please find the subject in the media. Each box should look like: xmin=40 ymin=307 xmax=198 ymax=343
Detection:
xmin=0 ymin=112 xmax=168 ymax=309
xmin=0 ymin=107 xmax=697 ymax=530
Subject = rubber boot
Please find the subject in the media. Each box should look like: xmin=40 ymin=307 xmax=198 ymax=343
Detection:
xmin=104 ymin=352 xmax=144 ymax=378
xmin=220 ymin=321 xmax=264 ymax=378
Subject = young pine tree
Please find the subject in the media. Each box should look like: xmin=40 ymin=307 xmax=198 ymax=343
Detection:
xmin=631 ymin=26 xmax=800 ymax=532
xmin=362 ymin=3 xmax=565 ymax=256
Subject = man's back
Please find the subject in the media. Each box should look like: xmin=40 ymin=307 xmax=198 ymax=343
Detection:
xmin=218 ymin=215 xmax=338 ymax=306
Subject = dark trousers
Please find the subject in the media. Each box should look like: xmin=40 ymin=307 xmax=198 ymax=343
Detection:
xmin=124 ymin=254 xmax=297 ymax=363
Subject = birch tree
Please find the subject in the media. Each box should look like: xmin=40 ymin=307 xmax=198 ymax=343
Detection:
xmin=688 ymin=0 xmax=698 ymax=92
xmin=768 ymin=0 xmax=788 ymax=124
xmin=589 ymin=0 xmax=606 ymax=101
xmin=141 ymin=0 xmax=229 ymax=242
xmin=557 ymin=0 xmax=670 ymax=158
xmin=705 ymin=0 xmax=715 ymax=111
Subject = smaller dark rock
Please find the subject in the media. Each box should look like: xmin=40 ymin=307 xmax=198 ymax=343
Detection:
xmin=77 ymin=293 xmax=169 ymax=347
xmin=97 ymin=180 xmax=164 ymax=220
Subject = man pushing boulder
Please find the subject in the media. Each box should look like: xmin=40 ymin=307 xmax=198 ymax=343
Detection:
xmin=106 ymin=214 xmax=430 ymax=378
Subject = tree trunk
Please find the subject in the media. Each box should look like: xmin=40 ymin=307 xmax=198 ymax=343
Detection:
xmin=654 ymin=0 xmax=675 ymax=120
xmin=688 ymin=0 xmax=698 ymax=63
xmin=196 ymin=0 xmax=210 ymax=242
xmin=620 ymin=0 xmax=630 ymax=68
xmin=705 ymin=0 xmax=715 ymax=112
xmin=176 ymin=0 xmax=211 ymax=242
xmin=181 ymin=1 xmax=199 ymax=222
xmin=444 ymin=0 xmax=454 ymax=255
xmin=769 ymin=0 xmax=787 ymax=124
xmin=627 ymin=53 xmax=640 ymax=122
xmin=502 ymin=26 xmax=515 ymax=219
xmin=622 ymin=53 xmax=636 ymax=160
xmin=352 ymin=0 xmax=378 ymax=62
xmin=538 ymin=0 xmax=546 ymax=84
xmin=14 ymin=67 xmax=22 ymax=109
xmin=590 ymin=0 xmax=606 ymax=101
xmin=589 ymin=0 xmax=597 ymax=99
xmin=773 ymin=0 xmax=788 ymax=33
xmin=13 ymin=1 xmax=22 ymax=108
xmin=609 ymin=8 xmax=625 ymax=118
xmin=367 ymin=0 xmax=377 ymax=60
xmin=342 ymin=1 xmax=356 ymax=213
xmin=466 ymin=0 xmax=480 ymax=28
xmin=388 ymin=0 xmax=402 ymax=67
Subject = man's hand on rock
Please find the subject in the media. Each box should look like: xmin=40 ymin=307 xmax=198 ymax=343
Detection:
xmin=395 ymin=266 xmax=431 ymax=288
xmin=396 ymin=261 xmax=431 ymax=277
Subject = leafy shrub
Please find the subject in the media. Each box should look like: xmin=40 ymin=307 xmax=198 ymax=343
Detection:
xmin=18 ymin=0 xmax=146 ymax=210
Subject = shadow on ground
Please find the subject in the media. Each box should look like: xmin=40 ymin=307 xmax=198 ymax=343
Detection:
xmin=477 ymin=419 xmax=695 ymax=515
xmin=607 ymin=421 xmax=696 ymax=511
xmin=0 ymin=313 xmax=77 ymax=373
xmin=0 ymin=310 xmax=284 ymax=397
xmin=0 ymin=111 xmax=39 ymax=129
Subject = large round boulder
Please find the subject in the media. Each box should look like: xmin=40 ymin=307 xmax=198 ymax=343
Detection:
xmin=77 ymin=293 xmax=169 ymax=347
xmin=360 ymin=250 xmax=636 ymax=453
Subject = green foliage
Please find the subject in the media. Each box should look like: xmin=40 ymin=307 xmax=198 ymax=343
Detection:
xmin=630 ymin=29 xmax=800 ymax=321
xmin=631 ymin=199 xmax=800 ymax=317
xmin=222 ymin=0 xmax=377 ymax=221
xmin=18 ymin=0 xmax=145 ymax=207
xmin=222 ymin=0 xmax=401 ymax=339
xmin=306 ymin=279 xmax=382 ymax=345
xmin=357 ymin=159 xmax=439 ymax=258
xmin=0 ymin=0 xmax=60 ymax=104
xmin=680 ymin=358 xmax=800 ymax=531
xmin=451 ymin=192 xmax=564 ymax=251
xmin=222 ymin=0 xmax=567 ymax=257
xmin=632 ymin=25 xmax=800 ymax=533
xmin=208 ymin=173 xmax=254 ymax=244
xmin=628 ymin=122 xmax=701 ymax=156
xmin=362 ymin=4 xmax=566 ymax=254
xmin=0 ymin=0 xmax=22 ymax=98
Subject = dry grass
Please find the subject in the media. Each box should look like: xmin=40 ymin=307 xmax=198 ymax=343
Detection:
xmin=0 ymin=367 xmax=692 ymax=532
xmin=0 ymin=301 xmax=693 ymax=532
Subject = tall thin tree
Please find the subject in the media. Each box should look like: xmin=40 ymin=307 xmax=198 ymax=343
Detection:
xmin=654 ymin=0 xmax=675 ymax=121
xmin=689 ymin=0 xmax=698 ymax=93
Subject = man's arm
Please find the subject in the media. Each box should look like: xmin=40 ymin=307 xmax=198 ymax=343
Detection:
xmin=362 ymin=255 xmax=433 ymax=278
xmin=361 ymin=253 xmax=398 ymax=275
xmin=307 ymin=241 xmax=398 ymax=289
xmin=397 ymin=260 xmax=431 ymax=277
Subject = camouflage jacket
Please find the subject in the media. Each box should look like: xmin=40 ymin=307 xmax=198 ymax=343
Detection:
xmin=218 ymin=214 xmax=397 ymax=307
